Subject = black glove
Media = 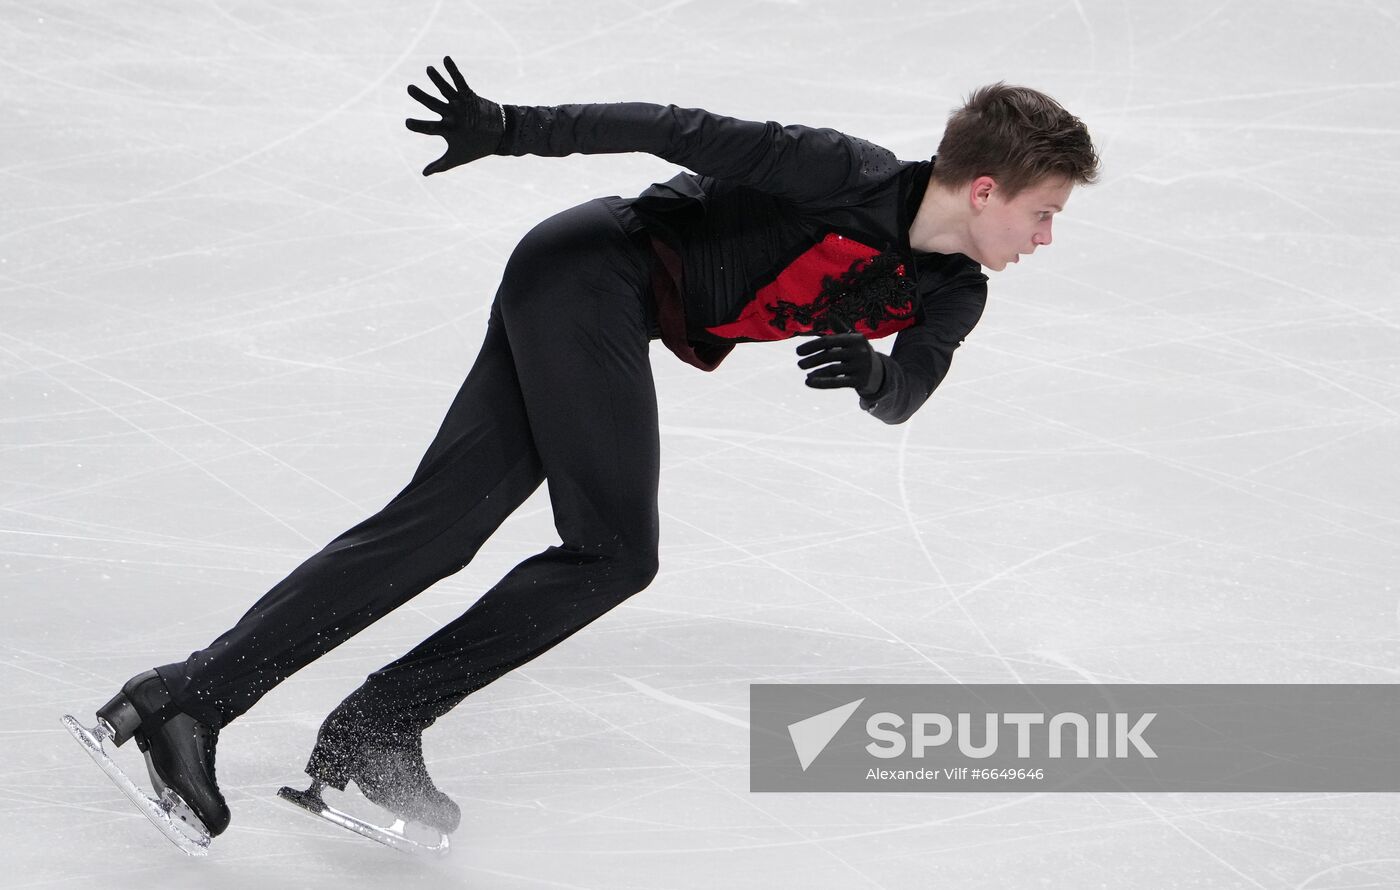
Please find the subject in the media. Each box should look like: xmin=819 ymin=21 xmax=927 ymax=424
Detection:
xmin=405 ymin=56 xmax=506 ymax=176
xmin=795 ymin=326 xmax=885 ymax=397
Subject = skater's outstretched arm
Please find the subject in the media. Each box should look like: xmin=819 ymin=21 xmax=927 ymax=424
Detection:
xmin=405 ymin=56 xmax=894 ymax=206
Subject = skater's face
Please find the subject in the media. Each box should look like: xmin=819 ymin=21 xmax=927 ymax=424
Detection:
xmin=966 ymin=175 xmax=1073 ymax=272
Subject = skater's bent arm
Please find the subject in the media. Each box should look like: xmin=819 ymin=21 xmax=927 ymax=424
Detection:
xmin=859 ymin=284 xmax=987 ymax=425
xmin=497 ymin=102 xmax=893 ymax=207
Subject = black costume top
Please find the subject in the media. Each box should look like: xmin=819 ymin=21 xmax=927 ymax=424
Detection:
xmin=497 ymin=102 xmax=989 ymax=424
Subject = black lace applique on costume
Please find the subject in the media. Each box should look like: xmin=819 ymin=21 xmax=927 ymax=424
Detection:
xmin=765 ymin=249 xmax=915 ymax=334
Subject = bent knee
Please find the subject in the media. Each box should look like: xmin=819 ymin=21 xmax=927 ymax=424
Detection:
xmin=626 ymin=550 xmax=660 ymax=594
xmin=570 ymin=539 xmax=658 ymax=597
xmin=603 ymin=543 xmax=658 ymax=597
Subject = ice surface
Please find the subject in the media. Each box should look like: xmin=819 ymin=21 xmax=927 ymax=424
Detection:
xmin=3 ymin=1 xmax=1397 ymax=887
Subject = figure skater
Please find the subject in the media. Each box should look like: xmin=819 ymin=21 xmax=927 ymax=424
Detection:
xmin=69 ymin=56 xmax=1098 ymax=851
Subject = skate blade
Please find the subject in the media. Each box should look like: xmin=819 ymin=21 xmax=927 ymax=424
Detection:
xmin=277 ymin=784 xmax=450 ymax=856
xmin=61 ymin=714 xmax=212 ymax=857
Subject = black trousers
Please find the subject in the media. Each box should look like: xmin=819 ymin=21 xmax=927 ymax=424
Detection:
xmin=157 ymin=197 xmax=661 ymax=733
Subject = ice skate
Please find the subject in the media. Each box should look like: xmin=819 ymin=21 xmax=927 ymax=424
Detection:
xmin=62 ymin=669 xmax=229 ymax=855
xmin=277 ymin=708 xmax=457 ymax=855
xmin=277 ymin=777 xmax=452 ymax=856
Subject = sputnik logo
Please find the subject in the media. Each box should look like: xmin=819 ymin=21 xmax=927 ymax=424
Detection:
xmin=787 ymin=698 xmax=864 ymax=771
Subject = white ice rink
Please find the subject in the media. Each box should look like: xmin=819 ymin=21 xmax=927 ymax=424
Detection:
xmin=3 ymin=1 xmax=1398 ymax=887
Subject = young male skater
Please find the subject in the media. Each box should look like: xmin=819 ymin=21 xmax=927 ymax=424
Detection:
xmin=68 ymin=57 xmax=1098 ymax=851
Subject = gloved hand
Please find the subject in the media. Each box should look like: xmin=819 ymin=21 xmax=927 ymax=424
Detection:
xmin=795 ymin=322 xmax=885 ymax=397
xmin=405 ymin=56 xmax=506 ymax=176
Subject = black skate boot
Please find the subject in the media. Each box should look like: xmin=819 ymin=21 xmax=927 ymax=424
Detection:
xmin=62 ymin=668 xmax=229 ymax=854
xmin=278 ymin=698 xmax=458 ymax=855
xmin=305 ymin=712 xmax=461 ymax=834
xmin=95 ymin=670 xmax=231 ymax=836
